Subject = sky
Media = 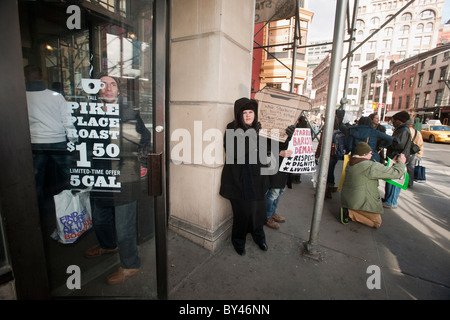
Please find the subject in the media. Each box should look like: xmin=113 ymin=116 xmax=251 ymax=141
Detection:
xmin=307 ymin=0 xmax=450 ymax=43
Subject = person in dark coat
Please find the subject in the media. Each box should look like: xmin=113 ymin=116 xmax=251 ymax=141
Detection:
xmin=383 ymin=111 xmax=412 ymax=209
xmin=368 ymin=113 xmax=388 ymax=164
xmin=345 ymin=116 xmax=393 ymax=163
xmin=219 ymin=97 xmax=269 ymax=256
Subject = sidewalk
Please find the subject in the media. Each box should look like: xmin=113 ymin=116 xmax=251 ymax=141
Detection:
xmin=168 ymin=160 xmax=450 ymax=300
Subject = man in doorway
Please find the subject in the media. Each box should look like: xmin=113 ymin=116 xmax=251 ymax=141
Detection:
xmin=84 ymin=73 xmax=151 ymax=285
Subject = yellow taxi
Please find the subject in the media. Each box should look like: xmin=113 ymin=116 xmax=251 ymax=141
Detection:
xmin=421 ymin=124 xmax=450 ymax=143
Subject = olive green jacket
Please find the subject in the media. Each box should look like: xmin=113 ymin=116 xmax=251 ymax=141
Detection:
xmin=341 ymin=158 xmax=406 ymax=214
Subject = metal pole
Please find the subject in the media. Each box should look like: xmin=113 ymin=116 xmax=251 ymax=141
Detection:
xmin=340 ymin=0 xmax=359 ymax=110
xmin=305 ymin=0 xmax=348 ymax=256
xmin=290 ymin=0 xmax=300 ymax=93
xmin=377 ymin=59 xmax=386 ymax=118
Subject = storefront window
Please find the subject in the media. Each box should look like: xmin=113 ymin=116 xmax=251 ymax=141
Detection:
xmin=19 ymin=0 xmax=158 ymax=298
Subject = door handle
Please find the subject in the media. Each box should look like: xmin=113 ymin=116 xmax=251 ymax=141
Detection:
xmin=148 ymin=153 xmax=162 ymax=196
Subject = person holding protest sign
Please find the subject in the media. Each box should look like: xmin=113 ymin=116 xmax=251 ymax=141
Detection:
xmin=219 ymin=97 xmax=270 ymax=256
xmin=84 ymin=73 xmax=151 ymax=284
xmin=340 ymin=142 xmax=406 ymax=228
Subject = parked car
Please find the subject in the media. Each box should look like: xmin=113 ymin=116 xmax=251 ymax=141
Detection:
xmin=421 ymin=124 xmax=450 ymax=143
xmin=380 ymin=123 xmax=393 ymax=135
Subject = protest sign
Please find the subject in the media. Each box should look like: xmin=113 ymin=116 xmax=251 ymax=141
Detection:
xmin=255 ymin=87 xmax=311 ymax=143
xmin=279 ymin=128 xmax=316 ymax=173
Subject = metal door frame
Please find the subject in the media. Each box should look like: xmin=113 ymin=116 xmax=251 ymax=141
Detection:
xmin=0 ymin=0 xmax=169 ymax=300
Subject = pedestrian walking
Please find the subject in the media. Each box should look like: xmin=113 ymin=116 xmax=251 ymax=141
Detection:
xmin=407 ymin=118 xmax=424 ymax=187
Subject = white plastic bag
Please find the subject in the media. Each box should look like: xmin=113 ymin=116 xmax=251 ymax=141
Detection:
xmin=52 ymin=188 xmax=92 ymax=244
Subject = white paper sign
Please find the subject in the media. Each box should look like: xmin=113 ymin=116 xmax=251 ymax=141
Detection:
xmin=279 ymin=128 xmax=316 ymax=173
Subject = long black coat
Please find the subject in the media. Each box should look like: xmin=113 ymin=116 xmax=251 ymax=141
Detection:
xmin=219 ymin=98 xmax=269 ymax=201
xmin=219 ymin=121 xmax=269 ymax=200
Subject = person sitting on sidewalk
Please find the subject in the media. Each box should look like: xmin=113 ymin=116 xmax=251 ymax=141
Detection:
xmin=340 ymin=142 xmax=406 ymax=228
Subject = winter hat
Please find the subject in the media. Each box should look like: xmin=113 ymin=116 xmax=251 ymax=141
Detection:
xmin=234 ymin=97 xmax=258 ymax=120
xmin=393 ymin=111 xmax=410 ymax=123
xmin=354 ymin=142 xmax=372 ymax=156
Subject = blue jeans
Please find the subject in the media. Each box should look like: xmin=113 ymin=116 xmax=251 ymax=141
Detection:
xmin=92 ymin=200 xmax=141 ymax=269
xmin=384 ymin=182 xmax=401 ymax=207
xmin=266 ymin=187 xmax=285 ymax=219
xmin=32 ymin=142 xmax=71 ymax=215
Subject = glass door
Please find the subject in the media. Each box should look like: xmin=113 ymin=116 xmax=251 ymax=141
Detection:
xmin=18 ymin=0 xmax=164 ymax=298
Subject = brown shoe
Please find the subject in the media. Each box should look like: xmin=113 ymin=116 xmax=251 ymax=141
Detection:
xmin=272 ymin=213 xmax=285 ymax=223
xmin=266 ymin=217 xmax=280 ymax=229
xmin=85 ymin=245 xmax=118 ymax=258
xmin=106 ymin=267 xmax=141 ymax=285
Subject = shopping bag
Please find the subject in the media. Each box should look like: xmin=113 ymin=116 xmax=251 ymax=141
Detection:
xmin=414 ymin=159 xmax=426 ymax=182
xmin=52 ymin=188 xmax=92 ymax=244
xmin=384 ymin=157 xmax=409 ymax=190
xmin=337 ymin=154 xmax=350 ymax=191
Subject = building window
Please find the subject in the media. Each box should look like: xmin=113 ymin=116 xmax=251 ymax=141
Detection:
xmin=417 ymin=23 xmax=424 ymax=33
xmin=399 ymin=25 xmax=410 ymax=35
xmin=370 ymin=17 xmax=380 ymax=26
xmin=384 ymin=27 xmax=393 ymax=36
xmin=405 ymin=95 xmax=410 ymax=109
xmin=360 ymin=75 xmax=367 ymax=105
xmin=401 ymin=12 xmax=412 ymax=22
xmin=428 ymin=70 xmax=435 ymax=84
xmin=432 ymin=56 xmax=437 ymax=65
xmin=419 ymin=9 xmax=436 ymax=20
xmin=356 ymin=19 xmax=365 ymax=29
xmin=414 ymin=94 xmax=420 ymax=108
xmin=399 ymin=38 xmax=408 ymax=47
xmin=366 ymin=53 xmax=375 ymax=60
xmin=435 ymin=90 xmax=443 ymax=105
xmin=424 ymin=92 xmax=430 ymax=108
xmin=401 ymin=79 xmax=405 ymax=89
xmin=398 ymin=96 xmax=403 ymax=109
xmin=418 ymin=73 xmax=424 ymax=87
xmin=409 ymin=76 xmax=414 ymax=87
xmin=440 ymin=67 xmax=447 ymax=81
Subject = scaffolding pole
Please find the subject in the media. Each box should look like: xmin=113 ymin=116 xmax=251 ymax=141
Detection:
xmin=304 ymin=0 xmax=348 ymax=258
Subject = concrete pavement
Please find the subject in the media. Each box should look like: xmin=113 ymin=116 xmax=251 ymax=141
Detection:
xmin=167 ymin=157 xmax=450 ymax=300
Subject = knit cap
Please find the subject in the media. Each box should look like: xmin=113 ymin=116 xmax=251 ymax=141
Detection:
xmin=393 ymin=111 xmax=410 ymax=123
xmin=354 ymin=142 xmax=372 ymax=156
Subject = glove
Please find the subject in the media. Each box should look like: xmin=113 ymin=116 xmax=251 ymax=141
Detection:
xmin=285 ymin=125 xmax=296 ymax=137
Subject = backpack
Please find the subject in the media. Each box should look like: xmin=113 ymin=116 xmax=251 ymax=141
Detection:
xmin=331 ymin=130 xmax=347 ymax=159
xmin=410 ymin=129 xmax=420 ymax=155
